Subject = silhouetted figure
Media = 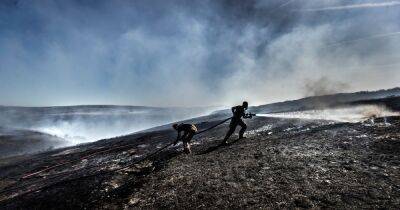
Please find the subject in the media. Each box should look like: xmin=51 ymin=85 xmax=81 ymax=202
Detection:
xmin=173 ymin=123 xmax=198 ymax=154
xmin=223 ymin=101 xmax=253 ymax=144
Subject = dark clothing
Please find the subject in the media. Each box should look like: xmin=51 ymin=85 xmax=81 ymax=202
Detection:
xmin=224 ymin=105 xmax=248 ymax=141
xmin=175 ymin=124 xmax=197 ymax=154
xmin=232 ymin=105 xmax=246 ymax=119
xmin=224 ymin=118 xmax=247 ymax=140
xmin=176 ymin=124 xmax=197 ymax=134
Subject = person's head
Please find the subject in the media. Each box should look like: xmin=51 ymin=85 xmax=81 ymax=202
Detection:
xmin=172 ymin=123 xmax=179 ymax=130
xmin=242 ymin=101 xmax=248 ymax=109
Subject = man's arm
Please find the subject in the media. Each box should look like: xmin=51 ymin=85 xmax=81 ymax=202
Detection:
xmin=231 ymin=106 xmax=236 ymax=114
xmin=244 ymin=113 xmax=255 ymax=119
xmin=174 ymin=131 xmax=181 ymax=145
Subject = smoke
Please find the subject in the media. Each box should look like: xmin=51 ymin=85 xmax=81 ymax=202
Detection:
xmin=0 ymin=0 xmax=399 ymax=107
xmin=302 ymin=76 xmax=349 ymax=97
xmin=0 ymin=106 xmax=215 ymax=145
xmin=31 ymin=118 xmax=136 ymax=145
xmin=257 ymin=105 xmax=400 ymax=123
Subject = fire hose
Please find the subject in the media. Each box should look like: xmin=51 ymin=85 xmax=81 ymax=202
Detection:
xmin=21 ymin=116 xmax=233 ymax=180
xmin=0 ymin=116 xmax=237 ymax=200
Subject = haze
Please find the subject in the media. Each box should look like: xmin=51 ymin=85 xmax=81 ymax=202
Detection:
xmin=0 ymin=0 xmax=399 ymax=107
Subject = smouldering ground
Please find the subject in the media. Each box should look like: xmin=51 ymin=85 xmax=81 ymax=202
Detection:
xmin=0 ymin=115 xmax=399 ymax=209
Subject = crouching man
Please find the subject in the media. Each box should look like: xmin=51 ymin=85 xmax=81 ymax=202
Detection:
xmin=172 ymin=123 xmax=198 ymax=154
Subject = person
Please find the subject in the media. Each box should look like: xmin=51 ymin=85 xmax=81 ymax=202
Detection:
xmin=223 ymin=101 xmax=253 ymax=144
xmin=172 ymin=123 xmax=198 ymax=154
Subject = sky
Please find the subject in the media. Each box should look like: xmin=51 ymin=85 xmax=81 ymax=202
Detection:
xmin=0 ymin=0 xmax=399 ymax=107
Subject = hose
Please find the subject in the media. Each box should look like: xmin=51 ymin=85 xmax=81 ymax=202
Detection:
xmin=0 ymin=117 xmax=233 ymax=200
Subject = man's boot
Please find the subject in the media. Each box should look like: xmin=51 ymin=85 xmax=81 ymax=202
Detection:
xmin=239 ymin=132 xmax=245 ymax=140
xmin=184 ymin=147 xmax=191 ymax=154
xmin=239 ymin=125 xmax=247 ymax=139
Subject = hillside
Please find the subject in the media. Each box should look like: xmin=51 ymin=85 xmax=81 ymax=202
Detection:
xmin=0 ymin=105 xmax=215 ymax=156
xmin=0 ymin=100 xmax=399 ymax=208
xmin=249 ymin=87 xmax=400 ymax=114
xmin=0 ymin=127 xmax=67 ymax=158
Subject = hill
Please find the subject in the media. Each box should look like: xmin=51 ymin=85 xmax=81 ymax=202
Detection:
xmin=0 ymin=94 xmax=399 ymax=208
xmin=0 ymin=127 xmax=67 ymax=158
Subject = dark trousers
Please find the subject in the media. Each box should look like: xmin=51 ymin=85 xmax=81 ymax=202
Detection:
xmin=224 ymin=118 xmax=247 ymax=141
xmin=182 ymin=132 xmax=195 ymax=153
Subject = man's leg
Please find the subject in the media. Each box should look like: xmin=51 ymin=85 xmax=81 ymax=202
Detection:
xmin=186 ymin=132 xmax=195 ymax=142
xmin=223 ymin=119 xmax=238 ymax=143
xmin=186 ymin=132 xmax=195 ymax=153
xmin=183 ymin=140 xmax=191 ymax=154
xmin=238 ymin=119 xmax=247 ymax=139
xmin=182 ymin=132 xmax=194 ymax=154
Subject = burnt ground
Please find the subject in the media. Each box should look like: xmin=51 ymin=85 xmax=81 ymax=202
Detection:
xmin=0 ymin=127 xmax=67 ymax=158
xmin=0 ymin=115 xmax=399 ymax=209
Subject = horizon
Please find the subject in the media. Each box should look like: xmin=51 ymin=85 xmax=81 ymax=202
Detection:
xmin=0 ymin=86 xmax=399 ymax=108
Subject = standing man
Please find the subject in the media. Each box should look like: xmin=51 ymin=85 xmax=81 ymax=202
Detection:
xmin=172 ymin=123 xmax=198 ymax=154
xmin=223 ymin=101 xmax=253 ymax=144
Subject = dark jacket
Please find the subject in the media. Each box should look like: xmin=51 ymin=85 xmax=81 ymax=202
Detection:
xmin=175 ymin=124 xmax=197 ymax=142
xmin=176 ymin=124 xmax=197 ymax=133
xmin=231 ymin=105 xmax=246 ymax=119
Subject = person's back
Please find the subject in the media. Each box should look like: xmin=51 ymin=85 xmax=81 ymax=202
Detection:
xmin=172 ymin=123 xmax=197 ymax=154
xmin=176 ymin=124 xmax=197 ymax=133
xmin=232 ymin=105 xmax=246 ymax=119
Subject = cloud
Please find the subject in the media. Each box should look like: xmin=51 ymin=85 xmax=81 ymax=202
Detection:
xmin=327 ymin=31 xmax=400 ymax=47
xmin=298 ymin=1 xmax=400 ymax=12
xmin=278 ymin=0 xmax=295 ymax=8
xmin=0 ymin=0 xmax=399 ymax=107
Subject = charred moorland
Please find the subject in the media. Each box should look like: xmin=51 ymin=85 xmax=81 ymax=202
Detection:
xmin=0 ymin=110 xmax=399 ymax=209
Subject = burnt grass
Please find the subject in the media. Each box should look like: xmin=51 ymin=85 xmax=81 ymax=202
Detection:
xmin=0 ymin=116 xmax=399 ymax=209
xmin=0 ymin=128 xmax=67 ymax=158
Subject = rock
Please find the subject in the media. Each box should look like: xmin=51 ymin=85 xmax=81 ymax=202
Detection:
xmin=368 ymin=189 xmax=379 ymax=199
xmin=294 ymin=195 xmax=313 ymax=208
xmin=253 ymin=153 xmax=263 ymax=159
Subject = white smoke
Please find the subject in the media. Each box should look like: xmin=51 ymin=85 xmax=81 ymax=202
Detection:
xmin=0 ymin=1 xmax=399 ymax=107
xmin=0 ymin=106 xmax=216 ymax=146
xmin=31 ymin=120 xmax=135 ymax=145
xmin=257 ymin=105 xmax=399 ymax=123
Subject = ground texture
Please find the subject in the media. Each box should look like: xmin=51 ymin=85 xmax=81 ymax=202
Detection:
xmin=0 ymin=115 xmax=399 ymax=209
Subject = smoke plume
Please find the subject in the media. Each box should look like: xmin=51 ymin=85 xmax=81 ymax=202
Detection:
xmin=0 ymin=0 xmax=399 ymax=107
xmin=257 ymin=105 xmax=400 ymax=123
xmin=302 ymin=77 xmax=350 ymax=97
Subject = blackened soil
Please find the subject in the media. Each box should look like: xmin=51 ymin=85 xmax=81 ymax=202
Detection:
xmin=0 ymin=116 xmax=399 ymax=209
